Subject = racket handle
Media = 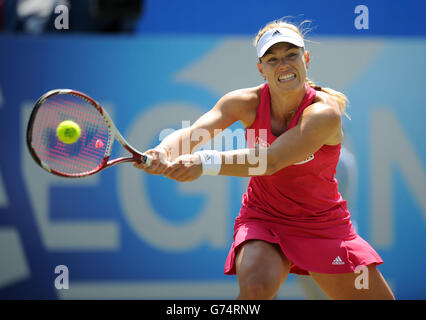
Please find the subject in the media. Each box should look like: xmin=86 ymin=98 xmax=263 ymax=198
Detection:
xmin=142 ymin=154 xmax=153 ymax=167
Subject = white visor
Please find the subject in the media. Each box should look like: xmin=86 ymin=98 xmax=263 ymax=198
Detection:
xmin=256 ymin=28 xmax=305 ymax=58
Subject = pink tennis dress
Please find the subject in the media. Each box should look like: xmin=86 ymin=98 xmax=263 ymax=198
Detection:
xmin=224 ymin=83 xmax=383 ymax=275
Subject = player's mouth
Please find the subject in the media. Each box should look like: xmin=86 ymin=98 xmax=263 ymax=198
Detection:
xmin=278 ymin=73 xmax=296 ymax=82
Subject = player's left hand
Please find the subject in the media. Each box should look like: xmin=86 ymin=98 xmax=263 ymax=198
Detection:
xmin=162 ymin=154 xmax=202 ymax=182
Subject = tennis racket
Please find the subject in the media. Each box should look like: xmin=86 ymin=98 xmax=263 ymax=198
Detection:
xmin=26 ymin=89 xmax=152 ymax=178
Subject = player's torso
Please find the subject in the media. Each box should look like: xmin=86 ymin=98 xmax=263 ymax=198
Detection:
xmin=240 ymin=84 xmax=343 ymax=146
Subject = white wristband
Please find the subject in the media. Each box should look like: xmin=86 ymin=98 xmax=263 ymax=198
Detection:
xmin=194 ymin=150 xmax=222 ymax=176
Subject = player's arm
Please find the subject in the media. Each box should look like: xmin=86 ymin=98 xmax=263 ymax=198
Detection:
xmin=135 ymin=88 xmax=258 ymax=174
xmin=163 ymin=103 xmax=342 ymax=181
xmin=157 ymin=95 xmax=238 ymax=159
xmin=160 ymin=88 xmax=257 ymax=159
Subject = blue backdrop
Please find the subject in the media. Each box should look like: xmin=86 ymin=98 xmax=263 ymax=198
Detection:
xmin=0 ymin=0 xmax=425 ymax=299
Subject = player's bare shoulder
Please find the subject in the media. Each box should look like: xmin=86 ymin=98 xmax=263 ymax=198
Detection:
xmin=302 ymin=90 xmax=344 ymax=145
xmin=314 ymin=90 xmax=342 ymax=113
xmin=220 ymin=85 xmax=262 ymax=128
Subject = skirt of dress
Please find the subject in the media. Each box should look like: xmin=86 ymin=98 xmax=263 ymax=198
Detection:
xmin=224 ymin=206 xmax=383 ymax=276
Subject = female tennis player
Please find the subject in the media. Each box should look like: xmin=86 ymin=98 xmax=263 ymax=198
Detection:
xmin=134 ymin=20 xmax=395 ymax=300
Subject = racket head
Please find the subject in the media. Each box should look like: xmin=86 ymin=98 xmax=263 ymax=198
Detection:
xmin=26 ymin=89 xmax=114 ymax=178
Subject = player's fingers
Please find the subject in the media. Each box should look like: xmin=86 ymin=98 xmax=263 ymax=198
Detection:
xmin=176 ymin=165 xmax=201 ymax=182
xmin=133 ymin=162 xmax=143 ymax=169
xmin=145 ymin=151 xmax=170 ymax=174
xmin=153 ymin=160 xmax=170 ymax=175
xmin=143 ymin=158 xmax=158 ymax=170
xmin=145 ymin=159 xmax=164 ymax=175
xmin=133 ymin=160 xmax=151 ymax=170
xmin=176 ymin=172 xmax=193 ymax=182
xmin=163 ymin=166 xmax=179 ymax=178
xmin=162 ymin=160 xmax=178 ymax=175
xmin=163 ymin=162 xmax=184 ymax=178
xmin=134 ymin=157 xmax=151 ymax=170
xmin=169 ymin=162 xmax=196 ymax=181
xmin=134 ymin=149 xmax=159 ymax=171
xmin=169 ymin=168 xmax=188 ymax=181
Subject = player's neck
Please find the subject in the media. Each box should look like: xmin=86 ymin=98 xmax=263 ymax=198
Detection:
xmin=270 ymin=84 xmax=306 ymax=120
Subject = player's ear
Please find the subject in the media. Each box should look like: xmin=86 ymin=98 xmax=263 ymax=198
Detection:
xmin=257 ymin=61 xmax=266 ymax=80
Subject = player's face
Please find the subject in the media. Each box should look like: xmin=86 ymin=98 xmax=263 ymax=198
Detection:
xmin=258 ymin=42 xmax=309 ymax=92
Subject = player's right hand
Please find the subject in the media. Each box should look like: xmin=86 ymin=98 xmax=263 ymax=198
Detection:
xmin=134 ymin=146 xmax=170 ymax=175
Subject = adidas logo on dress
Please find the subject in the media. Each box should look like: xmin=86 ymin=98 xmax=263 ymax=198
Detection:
xmin=332 ymin=256 xmax=345 ymax=265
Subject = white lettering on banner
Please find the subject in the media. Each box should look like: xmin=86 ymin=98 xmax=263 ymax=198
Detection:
xmin=354 ymin=265 xmax=369 ymax=290
xmin=370 ymin=109 xmax=426 ymax=248
xmin=354 ymin=5 xmax=369 ymax=30
xmin=54 ymin=265 xmax=69 ymax=290
xmin=54 ymin=5 xmax=69 ymax=30
xmin=118 ymin=103 xmax=228 ymax=251
xmin=22 ymin=104 xmax=119 ymax=251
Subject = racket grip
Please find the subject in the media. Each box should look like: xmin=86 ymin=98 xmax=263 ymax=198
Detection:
xmin=142 ymin=154 xmax=153 ymax=167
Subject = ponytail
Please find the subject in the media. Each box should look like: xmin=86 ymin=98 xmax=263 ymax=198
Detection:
xmin=306 ymin=78 xmax=351 ymax=120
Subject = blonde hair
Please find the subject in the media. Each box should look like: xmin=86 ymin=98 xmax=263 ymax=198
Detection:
xmin=254 ymin=19 xmax=350 ymax=119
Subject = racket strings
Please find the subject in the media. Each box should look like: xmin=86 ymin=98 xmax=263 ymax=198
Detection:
xmin=30 ymin=93 xmax=112 ymax=175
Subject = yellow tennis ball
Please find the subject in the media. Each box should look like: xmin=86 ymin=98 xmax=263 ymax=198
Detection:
xmin=56 ymin=120 xmax=81 ymax=144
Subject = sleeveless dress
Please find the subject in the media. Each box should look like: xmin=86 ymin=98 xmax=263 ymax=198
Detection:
xmin=224 ymin=83 xmax=383 ymax=275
